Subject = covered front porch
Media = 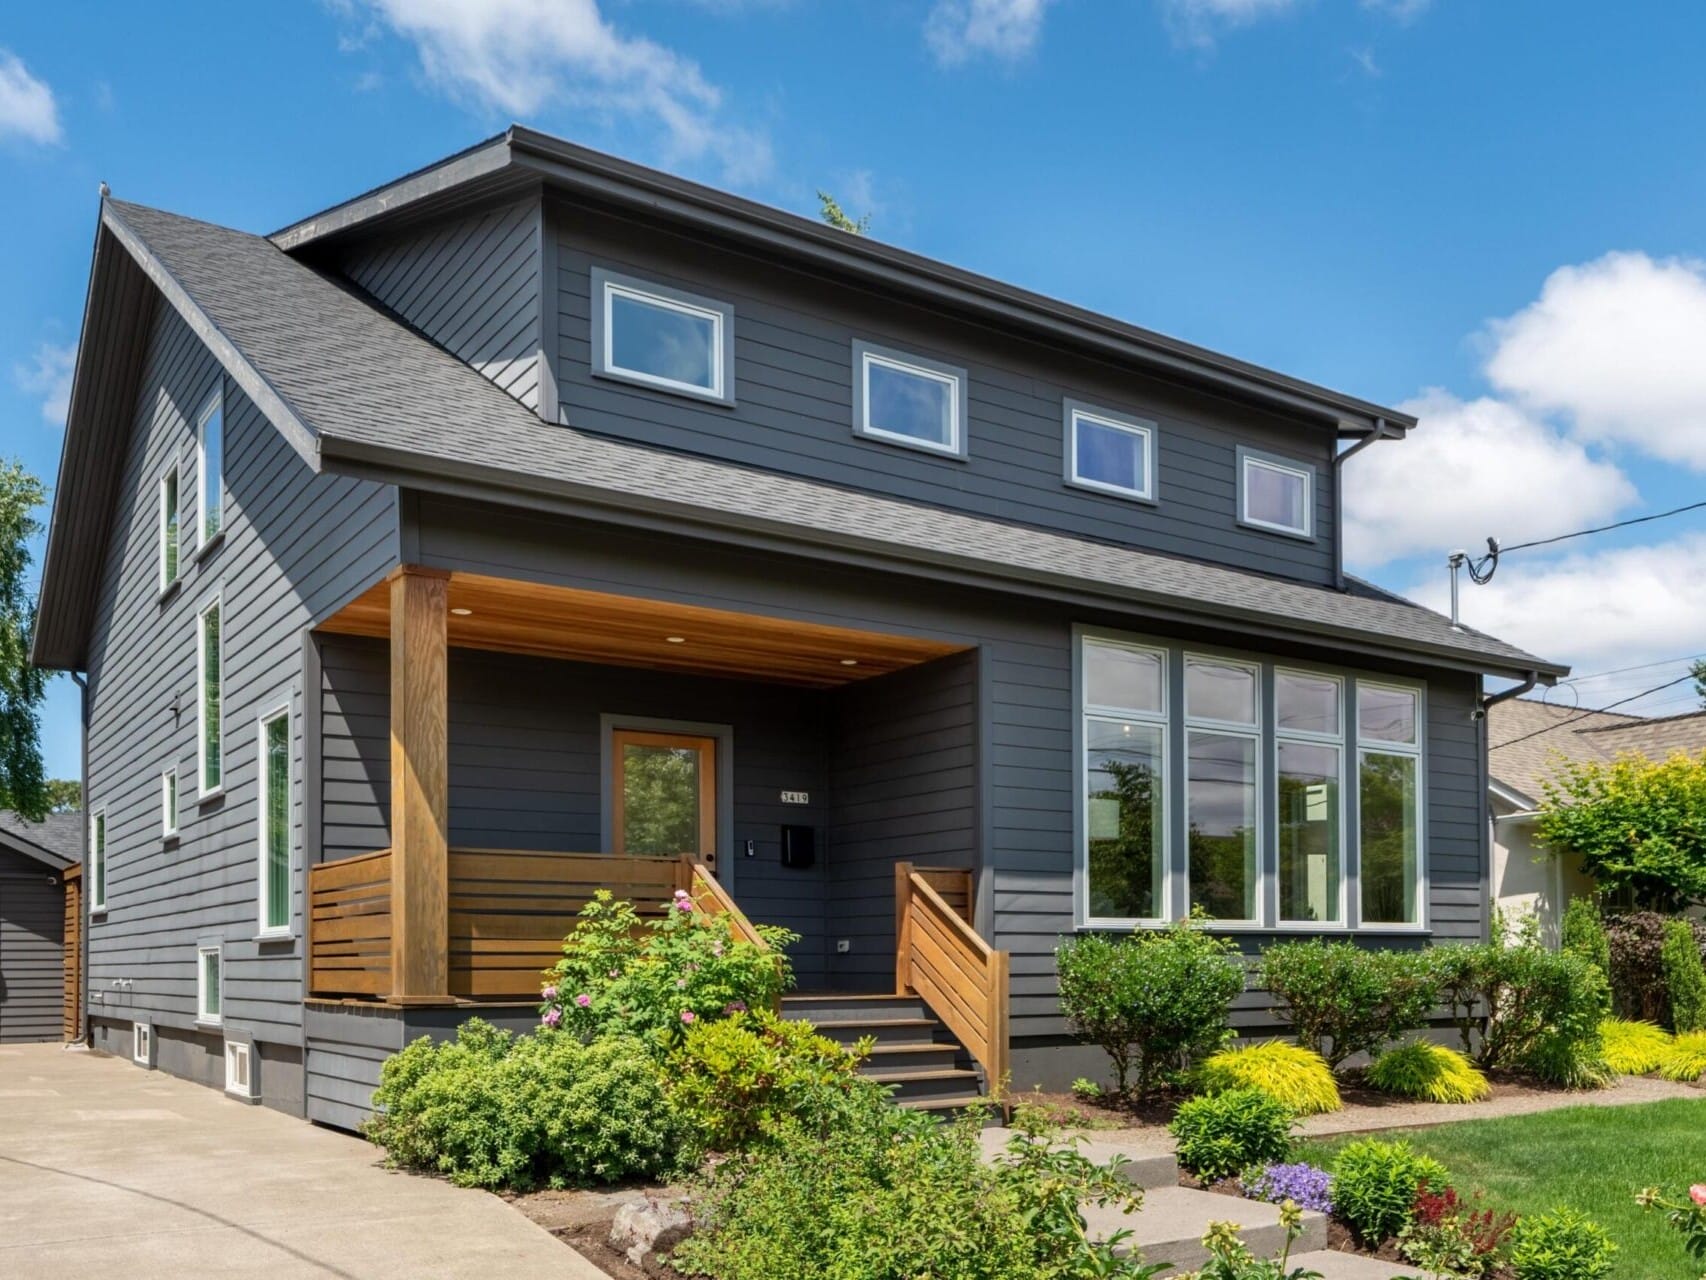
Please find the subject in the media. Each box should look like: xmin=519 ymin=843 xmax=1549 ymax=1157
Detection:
xmin=302 ymin=566 xmax=1007 ymax=1089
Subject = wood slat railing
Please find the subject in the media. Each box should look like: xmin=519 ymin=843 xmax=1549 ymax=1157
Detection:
xmin=894 ymin=861 xmax=1009 ymax=1097
xmin=307 ymin=848 xmax=771 ymax=1002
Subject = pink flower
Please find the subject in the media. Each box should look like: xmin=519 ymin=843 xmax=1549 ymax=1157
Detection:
xmin=676 ymin=898 xmax=694 ymax=913
xmin=677 ymin=979 xmax=688 ymax=990
xmin=711 ymin=942 xmax=724 ymax=957
xmin=1690 ymin=1185 xmax=1706 ymax=1207
xmin=541 ymin=1007 xmax=562 ymax=1028
xmin=724 ymin=1001 xmax=747 ymax=1015
xmin=575 ymin=993 xmax=592 ymax=1008
xmin=680 ymin=1010 xmax=696 ymax=1024
xmin=608 ymin=969 xmax=620 ymax=979
xmin=541 ymin=985 xmax=558 ymax=1001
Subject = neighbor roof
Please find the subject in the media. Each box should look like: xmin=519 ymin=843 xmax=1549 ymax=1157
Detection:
xmin=1487 ymin=699 xmax=1706 ymax=808
xmin=33 ymin=195 xmax=1564 ymax=681
xmin=0 ymin=811 xmax=82 ymax=871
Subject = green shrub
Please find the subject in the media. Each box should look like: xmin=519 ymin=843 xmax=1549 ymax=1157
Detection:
xmin=671 ymin=1087 xmax=1168 ymax=1279
xmin=366 ymin=1020 xmax=686 ymax=1189
xmin=1507 ymin=1207 xmax=1617 ymax=1280
xmin=1056 ymin=921 xmax=1244 ymax=1097
xmin=1433 ymin=940 xmax=1611 ymax=1085
xmin=1258 ymin=939 xmax=1440 ymax=1069
xmin=668 ymin=1010 xmax=867 ymax=1152
xmin=1658 ymin=1030 xmax=1706 ymax=1082
xmin=1169 ymin=1087 xmax=1294 ymax=1184
xmin=1196 ymin=1041 xmax=1341 ymax=1115
xmin=1331 ymin=1138 xmax=1451 ymax=1244
xmin=1661 ymin=918 xmax=1706 ymax=1033
xmin=1560 ymin=897 xmax=1612 ymax=980
xmin=1365 ymin=1040 xmax=1490 ymax=1104
xmin=1605 ymin=911 xmax=1687 ymax=1023
xmin=1597 ymin=1018 xmax=1671 ymax=1075
xmin=541 ymin=890 xmax=798 ymax=1050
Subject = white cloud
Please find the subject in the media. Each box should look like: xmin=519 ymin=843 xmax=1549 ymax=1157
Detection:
xmin=1484 ymin=251 xmax=1706 ymax=471
xmin=1343 ymin=389 xmax=1637 ymax=571
xmin=0 ymin=50 xmax=60 ymax=144
xmin=925 ymin=0 xmax=1054 ymax=65
xmin=342 ymin=0 xmax=772 ymax=183
xmin=1360 ymin=0 xmax=1431 ymax=20
xmin=1160 ymin=0 xmax=1302 ymax=47
xmin=1407 ymin=534 xmax=1706 ymax=693
xmin=14 ymin=342 xmax=76 ymax=427
xmin=1348 ymin=46 xmax=1380 ymax=77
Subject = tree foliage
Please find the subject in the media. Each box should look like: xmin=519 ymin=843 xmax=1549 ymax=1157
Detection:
xmin=44 ymin=778 xmax=81 ymax=813
xmin=815 ymin=190 xmax=870 ymax=235
xmin=0 ymin=461 xmax=48 ymax=821
xmin=1536 ymin=751 xmax=1706 ymax=912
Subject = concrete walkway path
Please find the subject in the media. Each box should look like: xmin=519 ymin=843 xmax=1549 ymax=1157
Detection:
xmin=0 ymin=1043 xmax=603 ymax=1279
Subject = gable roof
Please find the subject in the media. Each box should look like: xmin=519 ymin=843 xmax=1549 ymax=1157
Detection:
xmin=33 ymin=190 xmax=1565 ymax=682
xmin=1487 ymin=698 xmax=1706 ymax=807
xmin=0 ymin=811 xmax=82 ymax=871
xmin=1577 ymin=708 xmax=1706 ymax=760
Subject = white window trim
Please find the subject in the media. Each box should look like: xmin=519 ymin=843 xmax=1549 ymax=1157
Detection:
xmin=1184 ymin=653 xmax=1264 ymax=927
xmin=89 ymin=809 xmax=107 ymax=914
xmin=1237 ymin=447 xmax=1314 ymax=540
xmin=1274 ymin=669 xmax=1347 ymax=928
xmin=1354 ymin=679 xmax=1428 ymax=931
xmin=132 ymin=1021 xmax=153 ymax=1068
xmin=592 ymin=267 xmax=734 ymax=404
xmin=1064 ymin=401 xmax=1156 ymax=503
xmin=194 ymin=387 xmax=224 ymax=555
xmin=196 ymin=944 xmax=223 ymax=1027
xmin=256 ymin=704 xmax=293 ymax=938
xmin=225 ymin=1040 xmax=256 ymax=1100
xmin=196 ymin=595 xmax=223 ymax=800
xmin=852 ymin=341 xmax=969 ymax=460
xmin=161 ymin=768 xmax=179 ymax=840
xmin=157 ymin=464 xmax=181 ymax=594
xmin=1079 ymin=635 xmax=1172 ymax=929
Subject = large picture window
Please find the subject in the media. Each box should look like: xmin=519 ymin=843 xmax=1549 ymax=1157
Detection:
xmin=1185 ymin=656 xmax=1260 ymax=923
xmin=1082 ymin=639 xmax=1167 ymax=923
xmin=1275 ymin=670 xmax=1344 ymax=925
xmin=1359 ymin=683 xmax=1422 ymax=925
xmin=258 ymin=707 xmax=291 ymax=934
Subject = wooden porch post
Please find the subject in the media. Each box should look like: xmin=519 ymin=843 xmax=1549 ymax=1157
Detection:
xmin=389 ymin=565 xmax=451 ymax=1004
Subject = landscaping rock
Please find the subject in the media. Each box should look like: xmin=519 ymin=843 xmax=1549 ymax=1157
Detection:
xmin=609 ymin=1196 xmax=692 ymax=1266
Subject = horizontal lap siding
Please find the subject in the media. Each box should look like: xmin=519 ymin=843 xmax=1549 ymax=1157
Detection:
xmin=341 ymin=197 xmax=541 ymax=411
xmin=83 ymin=302 xmax=397 ymax=1110
xmin=0 ymin=848 xmax=67 ymax=1041
xmin=550 ymin=206 xmax=1338 ymax=588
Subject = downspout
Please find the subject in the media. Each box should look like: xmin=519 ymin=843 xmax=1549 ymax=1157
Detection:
xmin=70 ymin=669 xmax=90 ymax=1047
xmin=1332 ymin=418 xmax=1401 ymax=591
xmin=1477 ymin=672 xmax=1540 ymax=943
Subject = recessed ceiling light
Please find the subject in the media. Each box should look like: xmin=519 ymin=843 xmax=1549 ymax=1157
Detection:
xmin=450 ymin=607 xmax=473 ymax=617
xmin=840 ymin=658 xmax=859 ymax=666
xmin=665 ymin=636 xmax=687 ymax=644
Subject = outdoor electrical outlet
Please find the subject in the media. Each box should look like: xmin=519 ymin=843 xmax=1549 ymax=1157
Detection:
xmin=836 ymin=939 xmax=851 ymax=954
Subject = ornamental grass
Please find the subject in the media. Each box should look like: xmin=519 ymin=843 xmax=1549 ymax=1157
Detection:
xmin=1197 ymin=1040 xmax=1342 ymax=1115
xmin=1366 ymin=1040 xmax=1491 ymax=1105
xmin=1598 ymin=1019 xmax=1672 ymax=1076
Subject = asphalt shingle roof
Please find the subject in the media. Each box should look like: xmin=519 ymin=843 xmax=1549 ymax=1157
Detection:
xmin=103 ymin=199 xmax=1562 ymax=679
xmin=1488 ymin=699 xmax=1706 ymax=806
xmin=0 ymin=811 xmax=83 ymax=869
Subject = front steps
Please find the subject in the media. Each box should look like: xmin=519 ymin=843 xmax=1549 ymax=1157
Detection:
xmin=780 ymin=993 xmax=986 ymax=1111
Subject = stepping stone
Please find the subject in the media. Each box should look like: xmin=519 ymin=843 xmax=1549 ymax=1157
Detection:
xmin=1080 ymin=1184 xmax=1328 ymax=1271
xmin=978 ymin=1126 xmax=1180 ymax=1189
xmin=1288 ymin=1250 xmax=1422 ymax=1279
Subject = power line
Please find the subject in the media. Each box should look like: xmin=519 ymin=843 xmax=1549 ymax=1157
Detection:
xmin=1498 ymin=498 xmax=1706 ymax=555
xmin=1558 ymin=653 xmax=1706 ymax=685
xmin=1490 ymin=672 xmax=1696 ymax=751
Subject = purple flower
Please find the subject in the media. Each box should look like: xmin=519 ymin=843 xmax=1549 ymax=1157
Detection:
xmin=575 ymin=993 xmax=592 ymax=1008
xmin=724 ymin=1001 xmax=747 ymax=1015
xmin=541 ymin=1007 xmax=562 ymax=1029
xmin=680 ymin=1010 xmax=696 ymax=1024
xmin=540 ymin=985 xmax=558 ymax=1002
xmin=1245 ymin=1163 xmax=1333 ymax=1215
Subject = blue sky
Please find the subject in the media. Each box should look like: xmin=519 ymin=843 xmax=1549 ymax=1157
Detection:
xmin=3 ymin=0 xmax=1705 ymax=780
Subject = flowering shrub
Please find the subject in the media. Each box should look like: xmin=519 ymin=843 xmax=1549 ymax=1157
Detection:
xmin=1197 ymin=1041 xmax=1341 ymax=1116
xmin=1244 ymin=1162 xmax=1333 ymax=1214
xmin=1170 ymin=1087 xmax=1295 ymax=1184
xmin=541 ymin=889 xmax=797 ymax=1049
xmin=1191 ymin=1203 xmax=1319 ymax=1280
xmin=1637 ymin=1183 xmax=1706 ymax=1272
xmin=1398 ymin=1183 xmax=1517 ymax=1278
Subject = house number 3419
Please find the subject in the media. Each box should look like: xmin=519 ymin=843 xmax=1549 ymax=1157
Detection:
xmin=780 ymin=790 xmax=810 ymax=805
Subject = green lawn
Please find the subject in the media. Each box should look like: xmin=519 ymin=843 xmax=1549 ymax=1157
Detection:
xmin=1297 ymin=1098 xmax=1706 ymax=1280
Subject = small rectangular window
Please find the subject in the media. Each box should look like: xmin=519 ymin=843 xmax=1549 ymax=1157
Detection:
xmin=196 ymin=389 xmax=224 ymax=550
xmin=133 ymin=1022 xmax=153 ymax=1067
xmin=161 ymin=769 xmax=178 ymax=838
xmin=158 ymin=466 xmax=180 ymax=590
xmin=197 ymin=945 xmax=222 ymax=1025
xmin=852 ymin=342 xmax=968 ymax=459
xmin=197 ymin=599 xmax=222 ymax=795
xmin=225 ymin=1041 xmax=255 ymax=1098
xmin=1065 ymin=402 xmax=1155 ymax=501
xmin=1358 ymin=683 xmax=1419 ymax=746
xmin=1238 ymin=448 xmax=1313 ymax=539
xmin=592 ymin=267 xmax=733 ymax=404
xmin=89 ymin=810 xmax=106 ymax=912
xmin=258 ymin=708 xmax=291 ymax=933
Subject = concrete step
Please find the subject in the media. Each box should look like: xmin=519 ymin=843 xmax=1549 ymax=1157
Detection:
xmin=1082 ymin=1185 xmax=1328 ymax=1271
xmin=978 ymin=1127 xmax=1179 ymax=1190
xmin=781 ymin=994 xmax=930 ymax=1022
xmin=1289 ymin=1251 xmax=1422 ymax=1279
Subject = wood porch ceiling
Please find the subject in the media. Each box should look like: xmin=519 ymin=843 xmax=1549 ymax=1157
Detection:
xmin=317 ymin=570 xmax=967 ymax=687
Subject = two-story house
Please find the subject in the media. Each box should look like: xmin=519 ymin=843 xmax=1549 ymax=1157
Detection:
xmin=33 ymin=127 xmax=1564 ymax=1122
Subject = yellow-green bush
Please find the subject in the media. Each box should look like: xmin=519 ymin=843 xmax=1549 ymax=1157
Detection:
xmin=1598 ymin=1019 xmax=1672 ymax=1076
xmin=1197 ymin=1040 xmax=1341 ymax=1115
xmin=1365 ymin=1040 xmax=1490 ymax=1104
xmin=1657 ymin=1030 xmax=1706 ymax=1082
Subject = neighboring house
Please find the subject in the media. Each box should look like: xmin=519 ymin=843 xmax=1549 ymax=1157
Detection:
xmin=31 ymin=126 xmax=1563 ymax=1121
xmin=1488 ymin=699 xmax=1706 ymax=941
xmin=0 ymin=811 xmax=81 ymax=1042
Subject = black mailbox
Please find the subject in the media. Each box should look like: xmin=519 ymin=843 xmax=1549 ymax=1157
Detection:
xmin=780 ymin=824 xmax=815 ymax=869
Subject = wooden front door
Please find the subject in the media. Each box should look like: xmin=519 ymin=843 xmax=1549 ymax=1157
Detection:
xmin=611 ymin=730 xmax=718 ymax=870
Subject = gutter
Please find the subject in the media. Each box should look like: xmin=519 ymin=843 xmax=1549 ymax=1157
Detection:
xmin=1482 ymin=671 xmax=1540 ymax=712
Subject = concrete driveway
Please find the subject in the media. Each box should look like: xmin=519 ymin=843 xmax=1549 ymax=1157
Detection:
xmin=0 ymin=1042 xmax=605 ymax=1278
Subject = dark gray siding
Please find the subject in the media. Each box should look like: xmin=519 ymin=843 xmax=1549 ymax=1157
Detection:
xmin=548 ymin=204 xmax=1339 ymax=587
xmin=341 ymin=196 xmax=543 ymax=412
xmin=828 ymin=653 xmax=980 ymax=991
xmin=0 ymin=848 xmax=66 ymax=1041
xmin=81 ymin=301 xmax=398 ymax=1113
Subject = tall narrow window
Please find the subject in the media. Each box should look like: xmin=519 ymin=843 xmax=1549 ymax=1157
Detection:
xmin=1065 ymin=402 xmax=1155 ymax=502
xmin=258 ymin=708 xmax=291 ymax=933
xmin=1081 ymin=638 xmax=1168 ymax=922
xmin=197 ymin=945 xmax=223 ymax=1025
xmin=1185 ymin=656 xmax=1260 ymax=922
xmin=1275 ymin=670 xmax=1343 ymax=925
xmin=90 ymin=810 xmax=107 ymax=912
xmin=196 ymin=388 xmax=223 ymax=550
xmin=1238 ymin=448 xmax=1313 ymax=539
xmin=1358 ymin=683 xmax=1423 ymax=925
xmin=161 ymin=768 xmax=179 ymax=839
xmin=853 ymin=342 xmax=968 ymax=458
xmin=197 ymin=599 xmax=222 ymax=794
xmin=158 ymin=466 xmax=180 ymax=590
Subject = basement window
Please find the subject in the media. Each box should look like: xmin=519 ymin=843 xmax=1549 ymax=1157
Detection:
xmin=592 ymin=267 xmax=734 ymax=404
xmin=225 ymin=1041 xmax=255 ymax=1099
